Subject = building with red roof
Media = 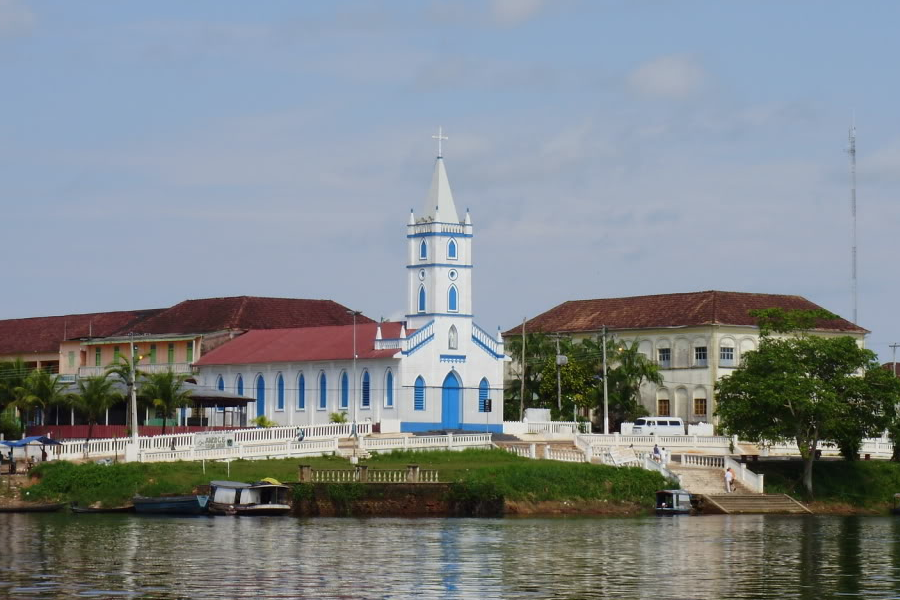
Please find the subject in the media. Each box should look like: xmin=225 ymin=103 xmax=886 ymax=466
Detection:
xmin=507 ymin=290 xmax=866 ymax=429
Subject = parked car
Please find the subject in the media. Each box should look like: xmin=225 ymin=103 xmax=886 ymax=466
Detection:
xmin=631 ymin=417 xmax=685 ymax=436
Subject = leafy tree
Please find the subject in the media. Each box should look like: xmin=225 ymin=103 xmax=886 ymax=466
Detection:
xmin=716 ymin=331 xmax=900 ymax=496
xmin=537 ymin=351 xmax=596 ymax=421
xmin=139 ymin=371 xmax=193 ymax=436
xmin=106 ymin=354 xmax=146 ymax=434
xmin=603 ymin=341 xmax=659 ymax=429
xmin=13 ymin=368 xmax=67 ymax=426
xmin=0 ymin=358 xmax=31 ymax=412
xmin=504 ymin=332 xmax=557 ymax=420
xmin=68 ymin=375 xmax=125 ymax=448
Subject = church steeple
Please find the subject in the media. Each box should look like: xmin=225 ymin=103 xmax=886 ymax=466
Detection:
xmin=418 ymin=127 xmax=460 ymax=224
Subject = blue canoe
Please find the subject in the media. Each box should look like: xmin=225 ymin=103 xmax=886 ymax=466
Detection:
xmin=132 ymin=494 xmax=209 ymax=515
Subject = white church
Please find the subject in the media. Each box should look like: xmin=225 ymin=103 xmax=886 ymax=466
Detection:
xmin=194 ymin=139 xmax=507 ymax=433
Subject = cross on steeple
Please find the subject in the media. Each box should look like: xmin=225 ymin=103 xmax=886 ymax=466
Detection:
xmin=432 ymin=126 xmax=448 ymax=158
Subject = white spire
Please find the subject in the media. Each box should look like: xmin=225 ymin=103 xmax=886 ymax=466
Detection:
xmin=421 ymin=155 xmax=460 ymax=223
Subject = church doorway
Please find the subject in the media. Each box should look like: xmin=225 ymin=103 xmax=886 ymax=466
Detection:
xmin=441 ymin=371 xmax=461 ymax=429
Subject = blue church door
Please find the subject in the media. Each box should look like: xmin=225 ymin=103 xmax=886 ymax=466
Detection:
xmin=441 ymin=372 xmax=461 ymax=430
xmin=256 ymin=377 xmax=266 ymax=419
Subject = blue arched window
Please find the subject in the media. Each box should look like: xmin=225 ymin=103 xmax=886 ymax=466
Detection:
xmin=414 ymin=376 xmax=425 ymax=411
xmin=418 ymin=285 xmax=426 ymax=313
xmin=362 ymin=371 xmax=370 ymax=408
xmin=276 ymin=373 xmax=285 ymax=411
xmin=255 ymin=375 xmax=266 ymax=418
xmin=340 ymin=371 xmax=349 ymax=410
xmin=419 ymin=239 xmax=427 ymax=260
xmin=236 ymin=374 xmax=244 ymax=396
xmin=479 ymin=378 xmax=490 ymax=412
xmin=448 ymin=285 xmax=458 ymax=312
xmin=385 ymin=370 xmax=394 ymax=407
xmin=297 ymin=373 xmax=306 ymax=410
xmin=319 ymin=372 xmax=327 ymax=410
xmin=447 ymin=238 xmax=458 ymax=260
xmin=216 ymin=376 xmax=224 ymax=391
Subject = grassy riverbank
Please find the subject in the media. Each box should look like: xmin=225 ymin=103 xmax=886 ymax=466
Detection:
xmin=21 ymin=449 xmax=671 ymax=512
xmin=749 ymin=459 xmax=900 ymax=511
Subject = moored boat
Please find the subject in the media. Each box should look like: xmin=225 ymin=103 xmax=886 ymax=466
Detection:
xmin=133 ymin=494 xmax=209 ymax=515
xmin=0 ymin=502 xmax=66 ymax=513
xmin=655 ymin=489 xmax=695 ymax=515
xmin=70 ymin=502 xmax=135 ymax=514
xmin=208 ymin=479 xmax=291 ymax=516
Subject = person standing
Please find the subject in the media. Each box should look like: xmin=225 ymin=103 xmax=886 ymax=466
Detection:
xmin=724 ymin=467 xmax=734 ymax=493
xmin=652 ymin=444 xmax=661 ymax=462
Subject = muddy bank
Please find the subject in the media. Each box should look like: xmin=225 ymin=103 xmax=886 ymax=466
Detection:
xmin=504 ymin=499 xmax=646 ymax=517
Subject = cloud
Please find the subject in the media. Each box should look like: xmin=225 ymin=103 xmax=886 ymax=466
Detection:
xmin=859 ymin=139 xmax=900 ymax=183
xmin=626 ymin=54 xmax=707 ymax=99
xmin=491 ymin=0 xmax=547 ymax=26
xmin=0 ymin=0 xmax=34 ymax=37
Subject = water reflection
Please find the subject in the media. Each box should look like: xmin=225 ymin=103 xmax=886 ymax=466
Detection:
xmin=0 ymin=513 xmax=898 ymax=599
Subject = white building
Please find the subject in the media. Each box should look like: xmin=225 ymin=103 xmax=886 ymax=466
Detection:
xmin=511 ymin=291 xmax=867 ymax=425
xmin=195 ymin=148 xmax=507 ymax=433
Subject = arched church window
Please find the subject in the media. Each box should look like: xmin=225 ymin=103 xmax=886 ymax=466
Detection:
xmin=448 ymin=285 xmax=458 ymax=312
xmin=216 ymin=376 xmax=224 ymax=391
xmin=340 ymin=371 xmax=349 ymax=410
xmin=276 ymin=373 xmax=285 ymax=411
xmin=414 ymin=376 xmax=425 ymax=411
xmin=479 ymin=378 xmax=490 ymax=412
xmin=319 ymin=372 xmax=327 ymax=410
xmin=418 ymin=285 xmax=426 ymax=313
xmin=447 ymin=238 xmax=458 ymax=260
xmin=385 ymin=370 xmax=394 ymax=407
xmin=255 ymin=374 xmax=266 ymax=416
xmin=362 ymin=371 xmax=370 ymax=408
xmin=419 ymin=240 xmax=427 ymax=260
xmin=236 ymin=374 xmax=244 ymax=396
xmin=297 ymin=373 xmax=306 ymax=410
xmin=448 ymin=325 xmax=458 ymax=350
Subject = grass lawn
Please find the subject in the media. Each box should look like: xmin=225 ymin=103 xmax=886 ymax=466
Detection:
xmin=751 ymin=458 xmax=900 ymax=506
xmin=25 ymin=448 xmax=671 ymax=507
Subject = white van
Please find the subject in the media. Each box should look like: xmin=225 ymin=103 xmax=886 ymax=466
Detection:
xmin=631 ymin=417 xmax=685 ymax=436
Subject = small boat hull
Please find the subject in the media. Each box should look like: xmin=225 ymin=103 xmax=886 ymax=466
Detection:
xmin=0 ymin=502 xmax=66 ymax=513
xmin=70 ymin=503 xmax=135 ymax=514
xmin=208 ymin=501 xmax=292 ymax=516
xmin=133 ymin=495 xmax=209 ymax=515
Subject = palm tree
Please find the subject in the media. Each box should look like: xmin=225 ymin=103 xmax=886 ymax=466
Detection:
xmin=605 ymin=340 xmax=663 ymax=429
xmin=106 ymin=354 xmax=145 ymax=435
xmin=139 ymin=370 xmax=193 ymax=436
xmin=0 ymin=358 xmax=31 ymax=412
xmin=68 ymin=375 xmax=125 ymax=451
xmin=13 ymin=369 xmax=67 ymax=427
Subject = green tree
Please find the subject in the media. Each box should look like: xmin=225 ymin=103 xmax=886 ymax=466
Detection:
xmin=139 ymin=370 xmax=193 ymax=436
xmin=537 ymin=351 xmax=596 ymax=421
xmin=504 ymin=332 xmax=557 ymax=420
xmin=0 ymin=358 xmax=31 ymax=412
xmin=604 ymin=340 xmax=660 ymax=429
xmin=13 ymin=368 xmax=67 ymax=426
xmin=68 ymin=375 xmax=125 ymax=448
xmin=716 ymin=333 xmax=900 ymax=496
xmin=105 ymin=354 xmax=146 ymax=435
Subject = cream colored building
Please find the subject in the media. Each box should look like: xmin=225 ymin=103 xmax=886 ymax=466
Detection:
xmin=512 ymin=291 xmax=867 ymax=425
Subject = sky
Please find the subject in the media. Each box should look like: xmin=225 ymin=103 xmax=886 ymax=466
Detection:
xmin=2 ymin=1 xmax=899 ymax=362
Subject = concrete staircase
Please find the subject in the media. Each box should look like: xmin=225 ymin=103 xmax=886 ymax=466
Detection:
xmin=699 ymin=493 xmax=812 ymax=514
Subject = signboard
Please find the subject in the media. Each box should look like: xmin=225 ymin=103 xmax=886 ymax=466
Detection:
xmin=194 ymin=432 xmax=236 ymax=451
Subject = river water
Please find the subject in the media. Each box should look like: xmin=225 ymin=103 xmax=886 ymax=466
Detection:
xmin=0 ymin=513 xmax=898 ymax=599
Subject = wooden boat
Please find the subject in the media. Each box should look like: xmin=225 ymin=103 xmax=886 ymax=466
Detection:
xmin=655 ymin=489 xmax=695 ymax=515
xmin=70 ymin=502 xmax=135 ymax=514
xmin=208 ymin=479 xmax=292 ymax=516
xmin=0 ymin=502 xmax=66 ymax=513
xmin=132 ymin=494 xmax=209 ymax=515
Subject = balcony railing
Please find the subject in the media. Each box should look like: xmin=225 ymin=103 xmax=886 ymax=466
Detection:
xmin=78 ymin=363 xmax=194 ymax=378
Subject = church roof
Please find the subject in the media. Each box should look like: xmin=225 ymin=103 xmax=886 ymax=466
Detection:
xmin=508 ymin=290 xmax=866 ymax=335
xmin=419 ymin=157 xmax=460 ymax=224
xmin=119 ymin=296 xmax=371 ymax=335
xmin=194 ymin=322 xmax=406 ymax=366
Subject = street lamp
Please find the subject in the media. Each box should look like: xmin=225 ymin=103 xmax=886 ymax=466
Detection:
xmin=347 ymin=310 xmax=362 ymax=439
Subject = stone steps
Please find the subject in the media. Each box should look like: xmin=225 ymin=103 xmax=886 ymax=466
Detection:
xmin=699 ymin=493 xmax=812 ymax=514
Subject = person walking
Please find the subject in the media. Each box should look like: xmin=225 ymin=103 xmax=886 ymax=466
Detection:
xmin=652 ymin=444 xmax=661 ymax=462
xmin=724 ymin=467 xmax=734 ymax=493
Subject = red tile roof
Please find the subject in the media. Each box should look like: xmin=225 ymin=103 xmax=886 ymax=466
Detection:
xmin=195 ymin=322 xmax=406 ymax=366
xmin=507 ymin=291 xmax=866 ymax=336
xmin=0 ymin=309 xmax=163 ymax=355
xmin=116 ymin=296 xmax=373 ymax=335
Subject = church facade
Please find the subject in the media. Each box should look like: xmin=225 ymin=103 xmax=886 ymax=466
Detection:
xmin=194 ymin=148 xmax=507 ymax=433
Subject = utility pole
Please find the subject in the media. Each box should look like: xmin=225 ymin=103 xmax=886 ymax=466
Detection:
xmin=556 ymin=335 xmax=562 ymax=412
xmin=891 ymin=343 xmax=899 ymax=377
xmin=130 ymin=333 xmax=139 ymax=447
xmin=602 ymin=326 xmax=609 ymax=435
xmin=520 ymin=317 xmax=526 ymax=421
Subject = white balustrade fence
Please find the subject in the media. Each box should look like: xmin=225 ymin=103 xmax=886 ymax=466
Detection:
xmin=545 ymin=446 xmax=586 ymax=463
xmin=724 ymin=455 xmax=764 ymax=493
xmin=140 ymin=438 xmax=339 ymax=463
xmin=360 ymin=433 xmax=492 ymax=454
xmin=679 ymin=455 xmax=725 ymax=469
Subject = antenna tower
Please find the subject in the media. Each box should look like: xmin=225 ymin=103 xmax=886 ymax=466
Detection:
xmin=848 ymin=120 xmax=857 ymax=324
